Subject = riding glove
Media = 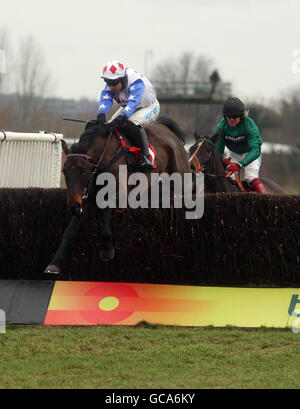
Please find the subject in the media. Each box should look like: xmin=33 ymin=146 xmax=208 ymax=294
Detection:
xmin=108 ymin=115 xmax=127 ymax=131
xmin=222 ymin=157 xmax=231 ymax=167
xmin=226 ymin=163 xmax=241 ymax=173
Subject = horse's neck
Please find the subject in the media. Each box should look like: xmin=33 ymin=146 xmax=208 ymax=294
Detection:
xmin=207 ymin=149 xmax=225 ymax=176
xmin=205 ymin=149 xmax=235 ymax=193
xmin=88 ymin=133 xmax=119 ymax=162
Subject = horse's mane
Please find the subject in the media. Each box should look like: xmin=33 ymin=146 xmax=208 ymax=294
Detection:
xmin=155 ymin=116 xmax=186 ymax=144
xmin=69 ymin=116 xmax=186 ymax=153
xmin=70 ymin=123 xmax=107 ymax=154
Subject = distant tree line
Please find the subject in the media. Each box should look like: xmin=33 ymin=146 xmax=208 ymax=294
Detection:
xmin=0 ymin=29 xmax=299 ymax=192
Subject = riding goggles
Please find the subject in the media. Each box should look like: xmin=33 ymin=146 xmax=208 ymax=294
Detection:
xmin=225 ymin=114 xmax=241 ymax=119
xmin=104 ymin=78 xmax=122 ymax=86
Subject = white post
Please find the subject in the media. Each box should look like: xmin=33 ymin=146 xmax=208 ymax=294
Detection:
xmin=0 ymin=132 xmax=63 ymax=188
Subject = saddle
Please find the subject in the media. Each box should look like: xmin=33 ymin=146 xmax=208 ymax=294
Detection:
xmin=114 ymin=128 xmax=157 ymax=172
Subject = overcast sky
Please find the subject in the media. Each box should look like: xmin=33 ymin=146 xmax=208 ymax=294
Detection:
xmin=1 ymin=0 xmax=300 ymax=104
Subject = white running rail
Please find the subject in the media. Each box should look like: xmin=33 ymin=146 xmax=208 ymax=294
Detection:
xmin=0 ymin=131 xmax=63 ymax=188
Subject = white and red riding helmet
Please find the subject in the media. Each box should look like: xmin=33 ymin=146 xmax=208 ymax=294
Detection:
xmin=101 ymin=60 xmax=126 ymax=80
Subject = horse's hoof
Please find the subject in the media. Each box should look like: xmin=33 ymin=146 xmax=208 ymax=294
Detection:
xmin=43 ymin=264 xmax=60 ymax=274
xmin=100 ymin=248 xmax=115 ymax=262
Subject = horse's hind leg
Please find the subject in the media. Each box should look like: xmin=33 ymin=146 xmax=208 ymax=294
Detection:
xmin=100 ymin=207 xmax=115 ymax=262
xmin=44 ymin=214 xmax=82 ymax=274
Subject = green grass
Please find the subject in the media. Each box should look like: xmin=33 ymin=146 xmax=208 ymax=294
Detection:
xmin=1 ymin=324 xmax=300 ymax=389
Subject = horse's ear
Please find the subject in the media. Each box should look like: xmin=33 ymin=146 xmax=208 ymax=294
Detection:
xmin=211 ymin=131 xmax=220 ymax=144
xmin=61 ymin=139 xmax=70 ymax=155
xmin=194 ymin=130 xmax=200 ymax=141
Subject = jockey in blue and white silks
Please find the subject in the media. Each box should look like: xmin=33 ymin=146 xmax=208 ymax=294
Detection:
xmin=96 ymin=60 xmax=160 ymax=171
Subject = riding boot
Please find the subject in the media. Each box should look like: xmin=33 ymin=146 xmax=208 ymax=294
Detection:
xmin=138 ymin=126 xmax=154 ymax=171
xmin=249 ymin=178 xmax=267 ymax=193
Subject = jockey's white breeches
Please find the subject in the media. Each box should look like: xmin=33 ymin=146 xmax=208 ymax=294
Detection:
xmin=224 ymin=148 xmax=262 ymax=183
xmin=109 ymin=99 xmax=160 ymax=127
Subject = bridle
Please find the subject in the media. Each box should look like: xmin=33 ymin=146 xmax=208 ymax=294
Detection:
xmin=188 ymin=137 xmax=244 ymax=189
xmin=189 ymin=137 xmax=216 ymax=174
xmin=65 ymin=130 xmax=127 ymax=201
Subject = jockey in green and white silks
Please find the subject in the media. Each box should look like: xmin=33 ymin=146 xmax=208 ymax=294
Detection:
xmin=96 ymin=60 xmax=160 ymax=171
xmin=215 ymin=97 xmax=266 ymax=193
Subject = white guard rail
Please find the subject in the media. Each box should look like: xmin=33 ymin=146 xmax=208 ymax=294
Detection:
xmin=0 ymin=131 xmax=63 ymax=188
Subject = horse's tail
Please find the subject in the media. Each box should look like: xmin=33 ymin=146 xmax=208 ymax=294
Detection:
xmin=155 ymin=116 xmax=186 ymax=144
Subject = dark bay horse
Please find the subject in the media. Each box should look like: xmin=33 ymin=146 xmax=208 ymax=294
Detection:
xmin=44 ymin=117 xmax=191 ymax=274
xmin=188 ymin=131 xmax=285 ymax=194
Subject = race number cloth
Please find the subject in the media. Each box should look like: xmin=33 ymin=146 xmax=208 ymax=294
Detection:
xmin=114 ymin=128 xmax=157 ymax=169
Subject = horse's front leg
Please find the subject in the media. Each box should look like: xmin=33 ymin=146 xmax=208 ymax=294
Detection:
xmin=44 ymin=212 xmax=82 ymax=274
xmin=100 ymin=207 xmax=115 ymax=261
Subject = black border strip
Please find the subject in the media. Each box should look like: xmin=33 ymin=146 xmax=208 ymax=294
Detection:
xmin=0 ymin=280 xmax=55 ymax=324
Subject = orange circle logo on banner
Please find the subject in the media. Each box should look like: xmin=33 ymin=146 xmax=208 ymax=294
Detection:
xmin=80 ymin=283 xmax=139 ymax=324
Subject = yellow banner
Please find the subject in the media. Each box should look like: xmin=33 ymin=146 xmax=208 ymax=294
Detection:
xmin=45 ymin=281 xmax=300 ymax=328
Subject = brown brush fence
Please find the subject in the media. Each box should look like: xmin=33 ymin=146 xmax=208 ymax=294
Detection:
xmin=0 ymin=188 xmax=299 ymax=286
